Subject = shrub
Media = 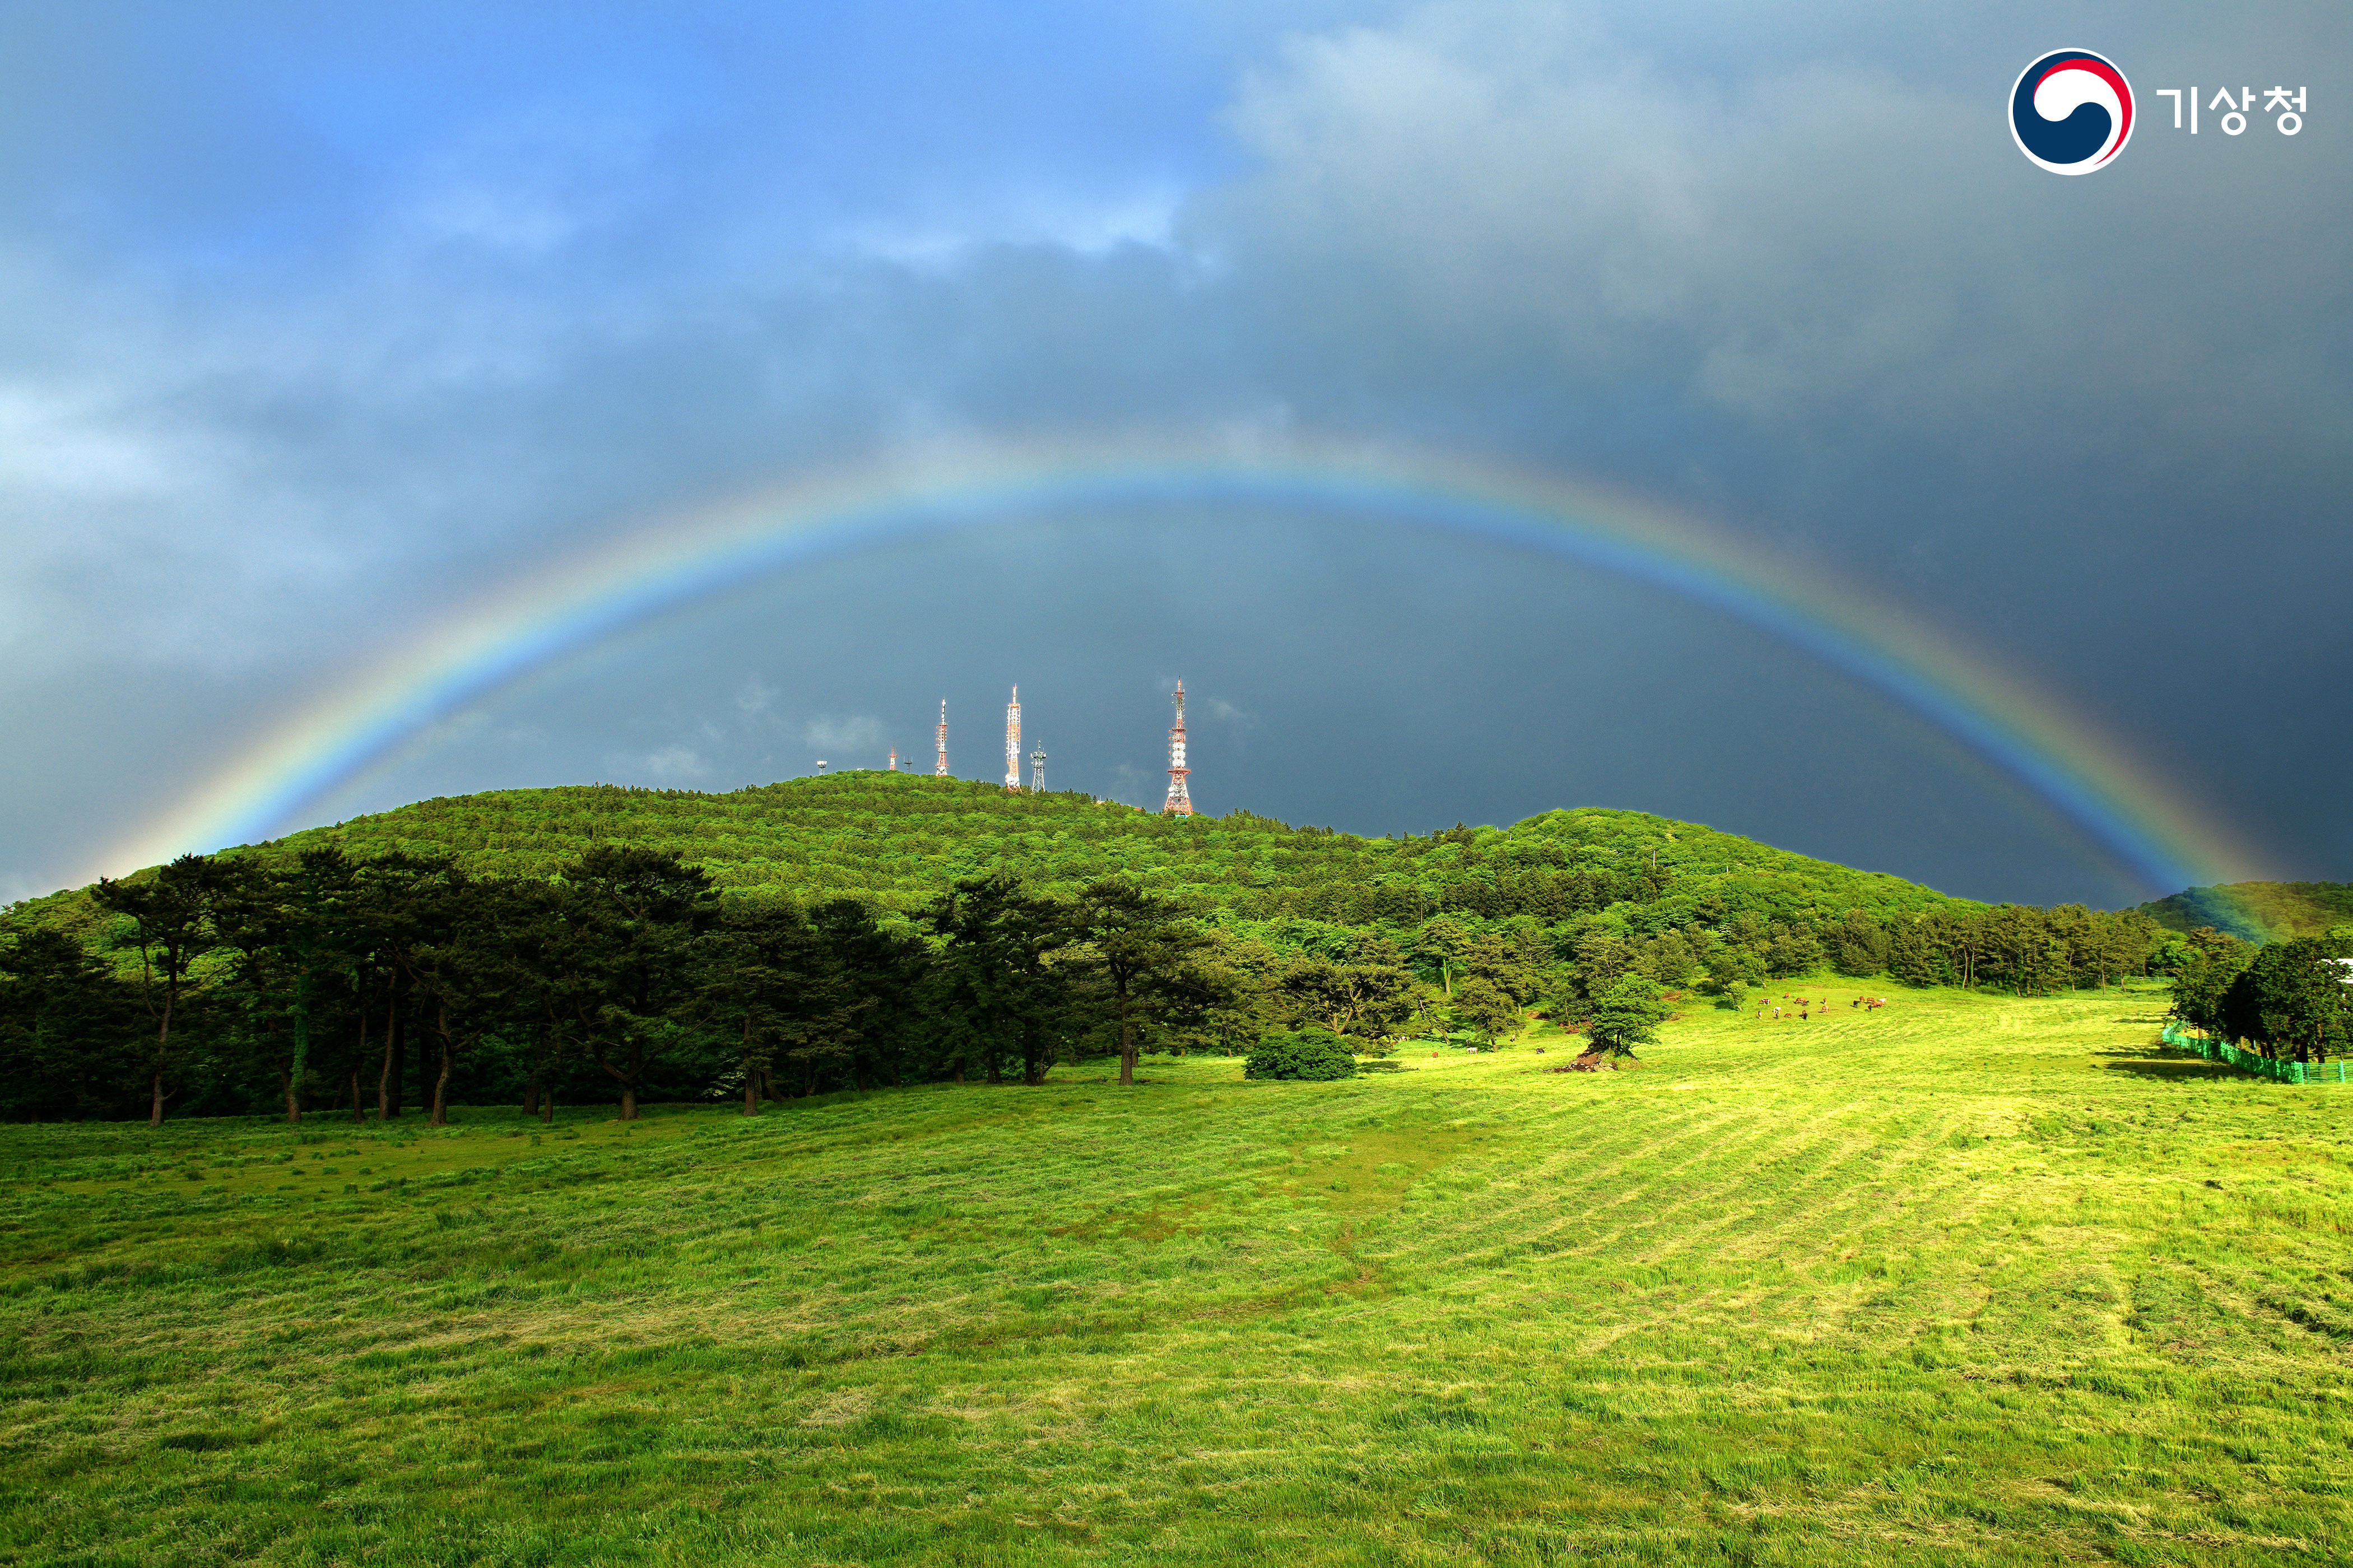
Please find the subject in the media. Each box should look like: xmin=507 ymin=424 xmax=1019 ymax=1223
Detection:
xmin=1244 ymin=1027 xmax=1358 ymax=1081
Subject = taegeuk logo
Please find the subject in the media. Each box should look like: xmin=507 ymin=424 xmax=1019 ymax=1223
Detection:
xmin=2010 ymin=49 xmax=2134 ymax=174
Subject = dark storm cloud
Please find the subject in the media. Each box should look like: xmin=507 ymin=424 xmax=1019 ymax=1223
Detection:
xmin=0 ymin=1 xmax=2345 ymax=900
xmin=1196 ymin=1 xmax=2349 ymax=592
xmin=1189 ymin=0 xmax=2352 ymax=872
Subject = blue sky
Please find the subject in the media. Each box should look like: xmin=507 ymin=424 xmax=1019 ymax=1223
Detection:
xmin=1 ymin=1 xmax=2346 ymax=906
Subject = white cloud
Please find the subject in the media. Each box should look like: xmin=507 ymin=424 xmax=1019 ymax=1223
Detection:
xmin=735 ymin=674 xmax=776 ymax=715
xmin=830 ymin=184 xmax=1189 ymax=269
xmin=631 ymin=745 xmax=711 ymax=783
xmin=1202 ymin=696 xmax=1250 ymax=725
xmin=803 ymin=715 xmax=885 ymax=752
xmin=1106 ymin=760 xmax=1154 ymax=808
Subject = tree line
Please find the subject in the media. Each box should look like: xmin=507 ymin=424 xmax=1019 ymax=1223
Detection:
xmin=2166 ymin=925 xmax=2353 ymax=1064
xmin=3 ymin=825 xmax=2302 ymax=1124
xmin=1403 ymin=900 xmax=2176 ymax=1020
xmin=8 ymin=846 xmax=1508 ymax=1124
xmin=0 ymin=848 xmax=1245 ymax=1125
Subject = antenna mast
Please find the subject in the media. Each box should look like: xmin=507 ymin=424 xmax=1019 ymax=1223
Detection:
xmin=1030 ymin=739 xmax=1046 ymax=792
xmin=935 ymin=699 xmax=948 ymax=775
xmin=887 ymin=747 xmax=897 ymax=771
xmin=1162 ymin=680 xmax=1193 ymax=816
xmin=1005 ymin=686 xmax=1021 ymax=792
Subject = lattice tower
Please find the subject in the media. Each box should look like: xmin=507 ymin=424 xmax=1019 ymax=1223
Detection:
xmin=935 ymin=699 xmax=948 ymax=775
xmin=1005 ymin=686 xmax=1021 ymax=792
xmin=1030 ymin=741 xmax=1046 ymax=792
xmin=1162 ymin=680 xmax=1193 ymax=816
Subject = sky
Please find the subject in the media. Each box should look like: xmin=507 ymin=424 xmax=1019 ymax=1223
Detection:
xmin=1 ymin=0 xmax=2345 ymax=910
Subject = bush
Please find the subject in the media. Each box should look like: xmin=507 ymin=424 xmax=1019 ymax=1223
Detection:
xmin=1244 ymin=1027 xmax=1358 ymax=1081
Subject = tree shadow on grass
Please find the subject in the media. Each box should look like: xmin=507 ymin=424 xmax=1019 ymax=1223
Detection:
xmin=2094 ymin=1050 xmax=2239 ymax=1081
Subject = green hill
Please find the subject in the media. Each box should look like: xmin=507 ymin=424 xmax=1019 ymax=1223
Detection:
xmin=15 ymin=773 xmax=1980 ymax=956
xmin=216 ymin=772 xmax=1971 ymax=929
xmin=2135 ymin=880 xmax=2353 ymax=944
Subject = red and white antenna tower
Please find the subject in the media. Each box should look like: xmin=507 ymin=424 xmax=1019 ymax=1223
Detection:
xmin=887 ymin=747 xmax=898 ymax=771
xmin=1005 ymin=686 xmax=1022 ymax=791
xmin=1162 ymin=680 xmax=1193 ymax=816
xmin=935 ymin=699 xmax=948 ymax=775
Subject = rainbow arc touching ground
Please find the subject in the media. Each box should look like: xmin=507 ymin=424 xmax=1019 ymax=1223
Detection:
xmin=99 ymin=443 xmax=2262 ymax=894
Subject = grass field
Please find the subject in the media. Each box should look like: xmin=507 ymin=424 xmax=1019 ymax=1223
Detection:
xmin=2 ymin=978 xmax=2348 ymax=1566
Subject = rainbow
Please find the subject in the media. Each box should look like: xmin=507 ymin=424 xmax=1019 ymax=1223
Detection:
xmin=101 ymin=444 xmax=2259 ymax=894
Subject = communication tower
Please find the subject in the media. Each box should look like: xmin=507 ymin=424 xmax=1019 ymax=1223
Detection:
xmin=935 ymin=699 xmax=948 ymax=775
xmin=887 ymin=747 xmax=898 ymax=771
xmin=1005 ymin=686 xmax=1022 ymax=791
xmin=1030 ymin=741 xmax=1046 ymax=792
xmin=1162 ymin=680 xmax=1193 ymax=816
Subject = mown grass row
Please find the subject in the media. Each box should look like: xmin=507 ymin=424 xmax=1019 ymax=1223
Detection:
xmin=0 ymin=976 xmax=2347 ymax=1565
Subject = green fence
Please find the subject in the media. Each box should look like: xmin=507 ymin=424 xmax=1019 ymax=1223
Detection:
xmin=2160 ymin=1022 xmax=2349 ymax=1084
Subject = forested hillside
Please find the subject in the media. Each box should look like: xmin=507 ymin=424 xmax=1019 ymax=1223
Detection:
xmin=14 ymin=772 xmax=1982 ymax=954
xmin=3 ymin=775 xmax=2185 ymax=1123
xmin=2136 ymin=880 xmax=2353 ymax=944
xmin=251 ymin=773 xmax=1961 ymax=928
